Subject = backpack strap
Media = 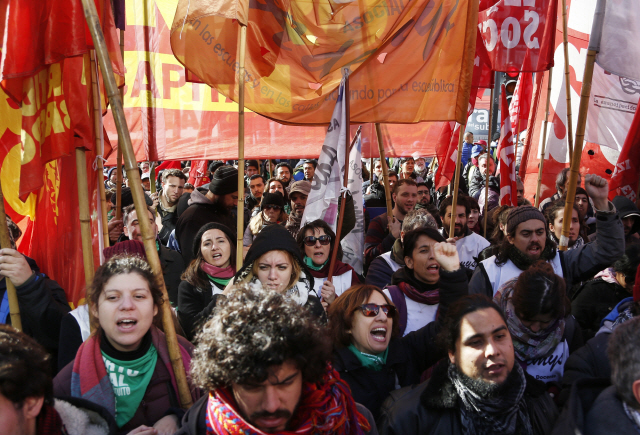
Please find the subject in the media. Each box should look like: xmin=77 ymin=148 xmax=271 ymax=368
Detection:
xmin=386 ymin=285 xmax=407 ymax=336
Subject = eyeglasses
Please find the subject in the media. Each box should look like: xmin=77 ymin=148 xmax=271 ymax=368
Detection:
xmin=263 ymin=205 xmax=281 ymax=211
xmin=303 ymin=235 xmax=331 ymax=246
xmin=356 ymin=304 xmax=396 ymax=317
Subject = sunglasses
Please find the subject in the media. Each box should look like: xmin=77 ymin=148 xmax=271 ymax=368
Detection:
xmin=263 ymin=205 xmax=281 ymax=211
xmin=303 ymin=235 xmax=331 ymax=246
xmin=356 ymin=303 xmax=396 ymax=317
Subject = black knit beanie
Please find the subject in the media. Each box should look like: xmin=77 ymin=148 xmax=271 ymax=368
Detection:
xmin=235 ymin=224 xmax=303 ymax=279
xmin=209 ymin=166 xmax=238 ymax=196
xmin=260 ymin=192 xmax=285 ymax=210
xmin=192 ymin=222 xmax=236 ymax=260
xmin=507 ymin=205 xmax=546 ymax=233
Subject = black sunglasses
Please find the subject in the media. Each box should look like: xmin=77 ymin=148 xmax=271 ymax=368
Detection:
xmin=263 ymin=205 xmax=281 ymax=211
xmin=303 ymin=235 xmax=331 ymax=246
xmin=356 ymin=303 xmax=396 ymax=317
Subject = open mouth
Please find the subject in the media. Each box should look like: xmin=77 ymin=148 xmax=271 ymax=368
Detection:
xmin=486 ymin=363 xmax=505 ymax=375
xmin=370 ymin=327 xmax=387 ymax=342
xmin=528 ymin=245 xmax=541 ymax=255
xmin=212 ymin=253 xmax=222 ymax=260
xmin=117 ymin=319 xmax=137 ymax=330
xmin=427 ymin=264 xmax=439 ymax=273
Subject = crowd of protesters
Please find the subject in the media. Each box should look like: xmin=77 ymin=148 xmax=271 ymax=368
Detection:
xmin=2 ymin=144 xmax=640 ymax=435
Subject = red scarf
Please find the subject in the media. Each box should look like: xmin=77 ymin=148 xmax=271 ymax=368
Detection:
xmin=307 ymin=260 xmax=360 ymax=285
xmin=397 ymin=281 xmax=439 ymax=305
xmin=200 ymin=262 xmax=235 ymax=278
xmin=36 ymin=404 xmax=64 ymax=435
xmin=205 ymin=367 xmax=370 ymax=435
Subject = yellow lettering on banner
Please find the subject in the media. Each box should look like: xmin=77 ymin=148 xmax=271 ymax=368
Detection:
xmin=0 ymin=89 xmax=21 ymax=137
xmin=0 ymin=144 xmax=37 ymax=219
xmin=47 ymin=63 xmax=63 ymax=98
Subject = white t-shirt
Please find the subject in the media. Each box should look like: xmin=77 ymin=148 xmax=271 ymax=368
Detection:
xmin=382 ymin=288 xmax=438 ymax=336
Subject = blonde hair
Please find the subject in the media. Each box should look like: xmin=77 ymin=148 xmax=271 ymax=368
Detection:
xmin=247 ymin=250 xmax=302 ymax=291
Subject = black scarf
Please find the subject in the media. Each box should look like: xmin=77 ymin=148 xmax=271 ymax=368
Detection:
xmin=448 ymin=363 xmax=532 ymax=435
xmin=506 ymin=243 xmax=556 ymax=271
xmin=390 ymin=267 xmax=438 ymax=293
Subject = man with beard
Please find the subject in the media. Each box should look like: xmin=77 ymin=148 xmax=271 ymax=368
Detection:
xmin=246 ymin=174 xmax=266 ymax=215
xmin=154 ymin=168 xmax=187 ymax=245
xmin=414 ymin=156 xmax=429 ymax=180
xmin=439 ymin=196 xmax=490 ymax=272
xmin=303 ymin=159 xmax=317 ymax=182
xmin=415 ymin=182 xmax=441 ymax=226
xmin=469 ymin=175 xmax=624 ymax=298
xmin=175 ymin=166 xmax=239 ymax=264
xmin=364 ymin=179 xmax=417 ymax=269
xmin=285 ymin=180 xmax=311 ymax=238
xmin=177 ymin=285 xmax=375 ymax=435
xmin=378 ymin=295 xmax=558 ymax=434
xmin=275 ymin=162 xmax=293 ymax=189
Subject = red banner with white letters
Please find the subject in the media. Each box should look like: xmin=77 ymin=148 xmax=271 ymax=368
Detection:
xmin=497 ymin=86 xmax=517 ymax=206
xmin=609 ymin=105 xmax=640 ymax=201
xmin=478 ymin=0 xmax=557 ymax=73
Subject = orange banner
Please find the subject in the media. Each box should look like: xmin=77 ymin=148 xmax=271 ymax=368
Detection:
xmin=170 ymin=0 xmax=478 ymax=125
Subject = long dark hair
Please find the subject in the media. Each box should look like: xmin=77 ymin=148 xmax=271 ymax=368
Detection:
xmin=182 ymin=226 xmax=236 ymax=289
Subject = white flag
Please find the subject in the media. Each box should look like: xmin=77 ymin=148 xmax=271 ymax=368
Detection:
xmin=301 ymin=75 xmax=348 ymax=231
xmin=585 ymin=62 xmax=640 ymax=150
xmin=340 ymin=135 xmax=364 ymax=274
xmin=593 ymin=0 xmax=640 ymax=82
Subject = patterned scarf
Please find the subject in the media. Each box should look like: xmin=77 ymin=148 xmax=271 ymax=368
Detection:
xmin=549 ymin=233 xmax=584 ymax=251
xmin=623 ymin=402 xmax=640 ymax=433
xmin=36 ymin=404 xmax=65 ymax=435
xmin=448 ymin=363 xmax=532 ymax=435
xmin=506 ymin=243 xmax=556 ymax=271
xmin=205 ymin=367 xmax=370 ymax=435
xmin=494 ymin=280 xmax=565 ymax=362
xmin=391 ymin=268 xmax=439 ymax=304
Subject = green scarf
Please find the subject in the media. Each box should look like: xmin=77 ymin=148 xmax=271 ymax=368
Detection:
xmin=347 ymin=344 xmax=388 ymax=371
xmin=102 ymin=345 xmax=158 ymax=427
xmin=207 ymin=274 xmax=231 ymax=287
xmin=303 ymin=255 xmax=327 ymax=271
xmin=507 ymin=243 xmax=556 ymax=270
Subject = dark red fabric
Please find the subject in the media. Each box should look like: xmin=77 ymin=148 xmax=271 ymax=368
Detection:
xmin=35 ymin=404 xmax=64 ymax=435
xmin=609 ymin=105 xmax=640 ymax=201
xmin=397 ymin=281 xmax=439 ymax=305
xmin=308 ymin=260 xmax=360 ymax=285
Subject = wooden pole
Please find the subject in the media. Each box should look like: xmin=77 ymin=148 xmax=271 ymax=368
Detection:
xmin=236 ymin=24 xmax=247 ymax=269
xmin=76 ymin=148 xmax=96 ymax=286
xmin=328 ymin=123 xmax=361 ymax=282
xmin=559 ymin=50 xmax=596 ymax=250
xmin=115 ymin=29 xmax=125 ymax=220
xmin=375 ymin=123 xmax=393 ymax=219
xmin=90 ymin=51 xmax=110 ymax=248
xmin=0 ymin=180 xmax=22 ymax=330
xmin=535 ymin=67 xmax=554 ymax=208
xmin=449 ymin=126 xmax=466 ymax=238
xmin=150 ymin=163 xmax=157 ymax=194
xmin=483 ymin=86 xmax=495 ymax=239
xmin=80 ymin=0 xmax=192 ymax=408
xmin=561 ymin=0 xmax=574 ymax=163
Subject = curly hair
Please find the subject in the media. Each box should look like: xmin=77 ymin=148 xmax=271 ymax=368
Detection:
xmin=511 ymin=260 xmax=570 ymax=320
xmin=190 ymin=284 xmax=331 ymax=389
xmin=88 ymin=255 xmax=164 ymax=332
xmin=0 ymin=325 xmax=53 ymax=407
xmin=327 ymin=284 xmax=400 ymax=348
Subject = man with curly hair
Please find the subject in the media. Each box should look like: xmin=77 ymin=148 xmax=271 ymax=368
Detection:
xmin=178 ymin=284 xmax=376 ymax=435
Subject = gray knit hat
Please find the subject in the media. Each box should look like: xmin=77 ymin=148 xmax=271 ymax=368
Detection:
xmin=507 ymin=205 xmax=546 ymax=233
xmin=209 ymin=165 xmax=238 ymax=196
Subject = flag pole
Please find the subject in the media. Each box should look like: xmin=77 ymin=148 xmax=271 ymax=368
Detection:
xmin=76 ymin=147 xmax=96 ymax=287
xmin=328 ymin=122 xmax=362 ymax=282
xmin=236 ymin=23 xmax=247 ymax=269
xmin=90 ymin=51 xmax=110 ymax=248
xmin=449 ymin=126 xmax=466 ymax=238
xmin=0 ymin=180 xmax=22 ymax=331
xmin=115 ymin=29 xmax=125 ymax=221
xmin=559 ymin=50 xmax=597 ymax=250
xmin=483 ymin=85 xmax=495 ymax=238
xmin=535 ymin=67 xmax=554 ymax=208
xmin=375 ymin=123 xmax=393 ymax=219
xmin=561 ymin=0 xmax=575 ymax=163
xmin=80 ymin=0 xmax=193 ymax=408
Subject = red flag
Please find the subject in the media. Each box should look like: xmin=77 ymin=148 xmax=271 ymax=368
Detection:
xmin=609 ymin=106 xmax=640 ymax=201
xmin=188 ymin=161 xmax=210 ymax=187
xmin=478 ymin=0 xmax=557 ymax=73
xmin=497 ymin=85 xmax=517 ymax=206
xmin=509 ymin=72 xmax=533 ymax=132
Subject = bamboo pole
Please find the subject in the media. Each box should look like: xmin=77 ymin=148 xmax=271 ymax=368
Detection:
xmin=90 ymin=51 xmax=110 ymax=248
xmin=375 ymin=123 xmax=393 ymax=219
xmin=0 ymin=180 xmax=22 ymax=331
xmin=115 ymin=28 xmax=125 ymax=220
xmin=483 ymin=86 xmax=495 ymax=239
xmin=80 ymin=0 xmax=192 ymax=408
xmin=561 ymin=0 xmax=574 ymax=163
xmin=449 ymin=127 xmax=466 ymax=239
xmin=150 ymin=163 xmax=157 ymax=194
xmin=559 ymin=50 xmax=597 ymax=251
xmin=76 ymin=148 xmax=96 ymax=286
xmin=236 ymin=24 xmax=247 ymax=269
xmin=535 ymin=67 xmax=554 ymax=208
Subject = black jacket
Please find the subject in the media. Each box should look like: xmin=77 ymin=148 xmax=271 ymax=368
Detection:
xmin=1 ymin=256 xmax=70 ymax=371
xmin=584 ymin=385 xmax=639 ymax=435
xmin=378 ymin=361 xmax=559 ymax=435
xmin=177 ymin=280 xmax=225 ymax=341
xmin=159 ymin=245 xmax=185 ymax=306
xmin=157 ymin=198 xmax=178 ymax=246
xmin=571 ymin=278 xmax=630 ymax=340
xmin=550 ymin=377 xmax=611 ymax=435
